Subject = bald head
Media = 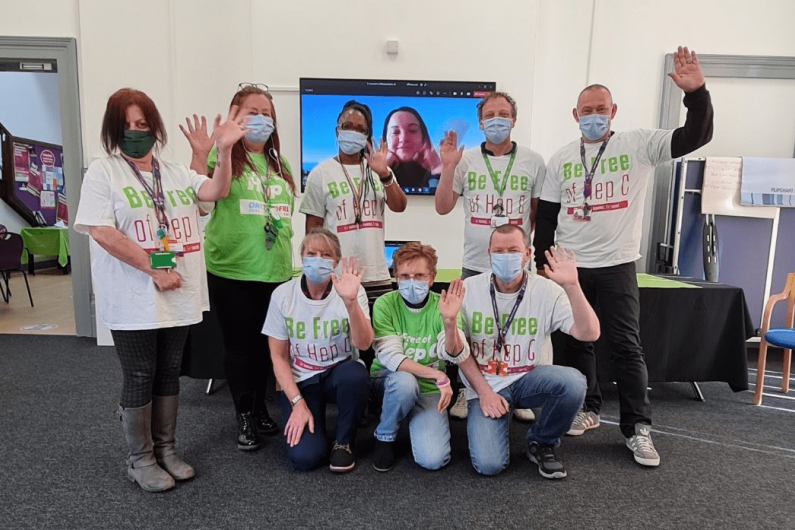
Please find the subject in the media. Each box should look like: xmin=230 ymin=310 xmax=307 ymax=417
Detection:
xmin=577 ymin=84 xmax=613 ymax=109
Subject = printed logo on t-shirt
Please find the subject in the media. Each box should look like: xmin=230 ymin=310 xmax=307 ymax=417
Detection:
xmin=239 ymin=200 xmax=292 ymax=218
xmin=467 ymin=171 xmax=531 ymax=192
xmin=327 ymin=177 xmax=384 ymax=199
xmin=468 ymin=311 xmax=538 ymax=374
xmin=467 ymin=194 xmax=529 ymax=223
xmin=399 ymin=332 xmax=437 ymax=363
xmin=123 ymin=185 xmax=197 ymax=209
xmin=560 ymin=153 xmax=633 ymax=212
xmin=285 ymin=316 xmax=353 ymax=370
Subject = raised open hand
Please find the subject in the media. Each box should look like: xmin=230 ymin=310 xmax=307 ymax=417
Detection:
xmin=179 ymin=114 xmax=216 ymax=157
xmin=543 ymin=246 xmax=579 ymax=287
xmin=366 ymin=140 xmax=391 ymax=179
xmin=439 ymin=278 xmax=465 ymax=322
xmin=213 ymin=105 xmax=248 ymax=151
xmin=439 ymin=130 xmax=464 ymax=168
xmin=668 ymin=46 xmax=706 ymax=93
xmin=331 ymin=256 xmax=365 ymax=303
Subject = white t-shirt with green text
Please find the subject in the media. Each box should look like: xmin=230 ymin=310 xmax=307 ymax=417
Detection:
xmin=450 ymin=272 xmax=574 ymax=400
xmin=75 ymin=155 xmax=209 ymax=330
xmin=540 ymin=129 xmax=673 ymax=268
xmin=300 ymin=158 xmax=390 ymax=283
xmin=452 ymin=145 xmax=546 ymax=272
xmin=262 ymin=276 xmax=370 ymax=384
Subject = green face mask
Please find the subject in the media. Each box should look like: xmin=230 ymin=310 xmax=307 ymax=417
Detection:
xmin=119 ymin=130 xmax=156 ymax=159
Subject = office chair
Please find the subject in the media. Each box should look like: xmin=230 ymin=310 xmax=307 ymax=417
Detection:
xmin=753 ymin=272 xmax=795 ymax=406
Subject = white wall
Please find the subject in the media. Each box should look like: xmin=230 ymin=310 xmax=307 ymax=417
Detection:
xmin=2 ymin=0 xmax=795 ymax=270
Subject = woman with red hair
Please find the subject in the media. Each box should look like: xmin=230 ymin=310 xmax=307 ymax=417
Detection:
xmin=75 ymin=87 xmax=246 ymax=492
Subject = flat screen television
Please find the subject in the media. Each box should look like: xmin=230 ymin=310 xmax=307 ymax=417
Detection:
xmin=299 ymin=78 xmax=496 ymax=195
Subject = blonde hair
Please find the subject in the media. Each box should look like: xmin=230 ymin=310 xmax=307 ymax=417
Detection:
xmin=300 ymin=228 xmax=342 ymax=261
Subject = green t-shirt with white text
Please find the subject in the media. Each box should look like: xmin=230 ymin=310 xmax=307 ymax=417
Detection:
xmin=371 ymin=291 xmax=453 ymax=394
xmin=204 ymin=147 xmax=295 ymax=282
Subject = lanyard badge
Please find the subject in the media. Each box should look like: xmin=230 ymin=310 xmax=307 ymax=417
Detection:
xmin=254 ymin=162 xmax=283 ymax=251
xmin=577 ymin=132 xmax=612 ymax=221
xmin=488 ymin=272 xmax=528 ymax=376
xmin=125 ymin=158 xmax=176 ymax=269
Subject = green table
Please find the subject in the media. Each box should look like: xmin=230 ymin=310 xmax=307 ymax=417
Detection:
xmin=19 ymin=227 xmax=70 ymax=274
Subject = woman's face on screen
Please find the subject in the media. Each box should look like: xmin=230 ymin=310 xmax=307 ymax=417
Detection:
xmin=386 ymin=111 xmax=425 ymax=163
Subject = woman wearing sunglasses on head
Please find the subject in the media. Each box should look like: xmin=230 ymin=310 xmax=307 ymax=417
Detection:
xmin=74 ymin=87 xmax=246 ymax=492
xmin=182 ymin=83 xmax=297 ymax=452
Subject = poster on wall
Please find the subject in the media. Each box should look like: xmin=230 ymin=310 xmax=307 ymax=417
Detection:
xmin=10 ymin=139 xmax=67 ymax=226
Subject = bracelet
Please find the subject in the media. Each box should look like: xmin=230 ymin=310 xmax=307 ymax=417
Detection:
xmin=290 ymin=394 xmax=304 ymax=407
xmin=435 ymin=377 xmax=451 ymax=388
xmin=380 ymin=174 xmax=394 ymax=186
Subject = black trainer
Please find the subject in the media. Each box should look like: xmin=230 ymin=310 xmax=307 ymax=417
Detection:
xmin=372 ymin=440 xmax=396 ymax=472
xmin=236 ymin=412 xmax=261 ymax=451
xmin=526 ymin=442 xmax=566 ymax=479
xmin=253 ymin=408 xmax=279 ymax=435
xmin=329 ymin=442 xmax=355 ymax=473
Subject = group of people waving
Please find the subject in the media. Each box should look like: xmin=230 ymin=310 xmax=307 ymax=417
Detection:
xmin=75 ymin=45 xmax=713 ymax=491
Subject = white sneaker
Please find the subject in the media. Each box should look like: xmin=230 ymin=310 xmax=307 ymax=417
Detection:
xmin=449 ymin=389 xmax=468 ymax=419
xmin=513 ymin=408 xmax=535 ymax=422
xmin=566 ymin=411 xmax=600 ymax=436
xmin=626 ymin=423 xmax=660 ymax=467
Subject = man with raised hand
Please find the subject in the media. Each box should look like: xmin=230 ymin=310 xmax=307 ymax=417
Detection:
xmin=435 ymin=92 xmax=546 ymax=421
xmin=533 ymin=46 xmax=714 ymax=467
xmin=443 ymin=224 xmax=599 ymax=479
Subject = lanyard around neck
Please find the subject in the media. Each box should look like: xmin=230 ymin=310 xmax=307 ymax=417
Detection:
xmin=489 ymin=271 xmax=528 ymax=358
xmin=482 ymin=149 xmax=517 ymax=197
xmin=579 ymin=132 xmax=613 ymax=201
xmin=125 ymin=157 xmax=169 ymax=232
xmin=338 ymin=158 xmax=366 ymax=224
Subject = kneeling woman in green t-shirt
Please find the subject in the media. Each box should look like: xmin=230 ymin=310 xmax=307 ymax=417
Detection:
xmin=183 ymin=84 xmax=296 ymax=451
xmin=369 ymin=242 xmax=469 ymax=472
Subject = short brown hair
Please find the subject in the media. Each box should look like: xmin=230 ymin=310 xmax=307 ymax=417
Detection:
xmin=101 ymin=88 xmax=167 ymax=155
xmin=477 ymin=91 xmax=517 ymax=121
xmin=392 ymin=242 xmax=438 ymax=273
xmin=226 ymin=86 xmax=296 ymax=195
xmin=300 ymin=228 xmax=342 ymax=261
xmin=488 ymin=224 xmax=528 ymax=248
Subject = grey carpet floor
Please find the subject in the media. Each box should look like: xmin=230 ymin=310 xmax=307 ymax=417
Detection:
xmin=1 ymin=335 xmax=794 ymax=530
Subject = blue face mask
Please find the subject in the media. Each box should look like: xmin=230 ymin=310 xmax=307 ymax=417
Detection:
xmin=337 ymin=130 xmax=368 ymax=155
xmin=302 ymin=256 xmax=335 ymax=285
xmin=578 ymin=113 xmax=610 ymax=141
xmin=490 ymin=253 xmax=524 ymax=283
xmin=398 ymin=279 xmax=430 ymax=305
xmin=245 ymin=114 xmax=275 ymax=143
xmin=483 ymin=117 xmax=512 ymax=144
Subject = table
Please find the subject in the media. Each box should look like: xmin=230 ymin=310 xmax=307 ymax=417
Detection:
xmin=553 ymin=274 xmax=753 ymax=392
xmin=19 ymin=227 xmax=70 ymax=275
xmin=182 ymin=272 xmax=753 ymax=393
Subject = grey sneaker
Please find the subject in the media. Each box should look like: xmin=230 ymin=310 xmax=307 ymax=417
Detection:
xmin=526 ymin=442 xmax=567 ymax=479
xmin=626 ymin=424 xmax=660 ymax=467
xmin=513 ymin=408 xmax=535 ymax=422
xmin=567 ymin=411 xmax=600 ymax=436
xmin=449 ymin=389 xmax=468 ymax=420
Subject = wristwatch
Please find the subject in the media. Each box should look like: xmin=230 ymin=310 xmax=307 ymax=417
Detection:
xmin=290 ymin=394 xmax=304 ymax=407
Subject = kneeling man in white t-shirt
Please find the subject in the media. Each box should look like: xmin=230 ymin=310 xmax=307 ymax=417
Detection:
xmin=442 ymin=224 xmax=600 ymax=479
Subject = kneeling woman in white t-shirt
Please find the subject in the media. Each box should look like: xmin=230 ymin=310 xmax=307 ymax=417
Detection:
xmin=263 ymin=228 xmax=373 ymax=472
xmin=75 ymin=88 xmax=246 ymax=492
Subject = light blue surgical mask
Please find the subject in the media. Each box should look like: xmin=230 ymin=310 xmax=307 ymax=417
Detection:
xmin=490 ymin=253 xmax=524 ymax=283
xmin=302 ymin=256 xmax=335 ymax=285
xmin=483 ymin=117 xmax=512 ymax=144
xmin=245 ymin=114 xmax=275 ymax=143
xmin=578 ymin=113 xmax=610 ymax=141
xmin=398 ymin=279 xmax=430 ymax=305
xmin=337 ymin=130 xmax=368 ymax=155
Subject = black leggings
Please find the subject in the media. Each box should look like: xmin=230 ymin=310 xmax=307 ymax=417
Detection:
xmin=207 ymin=272 xmax=280 ymax=414
xmin=111 ymin=326 xmax=190 ymax=408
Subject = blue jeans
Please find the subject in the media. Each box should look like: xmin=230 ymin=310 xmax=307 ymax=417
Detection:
xmin=466 ymin=365 xmax=586 ymax=476
xmin=372 ymin=370 xmax=451 ymax=470
xmin=278 ymin=360 xmax=370 ymax=472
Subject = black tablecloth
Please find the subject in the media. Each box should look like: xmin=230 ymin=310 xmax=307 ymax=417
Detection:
xmin=553 ymin=276 xmax=753 ymax=391
xmin=183 ymin=276 xmax=753 ymax=391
